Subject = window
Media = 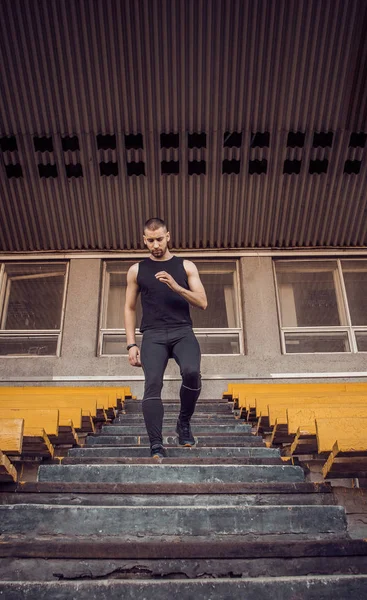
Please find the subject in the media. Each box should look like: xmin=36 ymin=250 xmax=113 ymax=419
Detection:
xmin=99 ymin=260 xmax=243 ymax=355
xmin=0 ymin=262 xmax=68 ymax=356
xmin=274 ymin=259 xmax=367 ymax=353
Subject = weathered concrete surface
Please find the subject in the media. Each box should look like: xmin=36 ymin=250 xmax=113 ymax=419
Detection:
xmin=0 ymin=492 xmax=335 ymax=507
xmin=37 ymin=464 xmax=305 ymax=484
xmin=0 ymin=505 xmax=347 ymax=537
xmin=1 ymin=575 xmax=367 ymax=599
xmin=1 ymin=555 xmax=367 ymax=581
xmin=101 ymin=424 xmax=252 ymax=435
xmin=85 ymin=434 xmax=265 ymax=446
xmin=67 ymin=446 xmax=280 ymax=458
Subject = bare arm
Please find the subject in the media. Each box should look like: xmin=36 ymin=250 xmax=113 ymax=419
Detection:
xmin=155 ymin=259 xmax=207 ymax=310
xmin=124 ymin=263 xmax=141 ymax=366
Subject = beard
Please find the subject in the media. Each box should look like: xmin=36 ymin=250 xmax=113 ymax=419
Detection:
xmin=150 ymin=243 xmax=167 ymax=258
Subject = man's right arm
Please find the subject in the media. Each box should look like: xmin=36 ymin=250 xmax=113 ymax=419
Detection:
xmin=124 ymin=263 xmax=141 ymax=367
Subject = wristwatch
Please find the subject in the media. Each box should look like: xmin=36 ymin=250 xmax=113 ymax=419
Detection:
xmin=126 ymin=343 xmax=138 ymax=351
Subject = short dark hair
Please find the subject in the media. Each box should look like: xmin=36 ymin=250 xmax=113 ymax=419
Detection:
xmin=144 ymin=217 xmax=167 ymax=232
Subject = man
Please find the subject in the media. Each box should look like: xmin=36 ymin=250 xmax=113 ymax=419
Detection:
xmin=124 ymin=217 xmax=207 ymax=458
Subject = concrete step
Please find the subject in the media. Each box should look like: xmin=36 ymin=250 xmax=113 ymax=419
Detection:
xmin=0 ymin=504 xmax=347 ymax=537
xmin=1 ymin=544 xmax=367 ymax=578
xmin=59 ymin=456 xmax=283 ymax=466
xmin=124 ymin=404 xmax=232 ymax=414
xmin=1 ymin=576 xmax=367 ymax=598
xmin=101 ymin=424 xmax=252 ymax=435
xmin=67 ymin=446 xmax=280 ymax=458
xmin=37 ymin=464 xmax=305 ymax=484
xmin=85 ymin=435 xmax=265 ymax=446
xmin=116 ymin=414 xmax=237 ymax=422
xmin=0 ymin=489 xmax=335 ymax=507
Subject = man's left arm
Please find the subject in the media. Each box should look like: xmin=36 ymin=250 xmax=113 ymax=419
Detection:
xmin=155 ymin=260 xmax=207 ymax=310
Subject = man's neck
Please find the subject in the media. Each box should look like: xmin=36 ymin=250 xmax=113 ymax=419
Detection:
xmin=149 ymin=250 xmax=173 ymax=262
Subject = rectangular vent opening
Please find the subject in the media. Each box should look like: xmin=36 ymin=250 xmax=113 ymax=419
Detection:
xmin=0 ymin=136 xmax=17 ymax=152
xmin=222 ymin=159 xmax=240 ymax=174
xmin=62 ymin=136 xmax=80 ymax=152
xmin=99 ymin=161 xmax=118 ymax=176
xmin=309 ymin=159 xmax=328 ymax=174
xmin=66 ymin=163 xmax=83 ymax=178
xmin=161 ymin=160 xmax=179 ymax=174
xmin=313 ymin=131 xmax=333 ymax=148
xmin=127 ymin=161 xmax=145 ymax=176
xmin=188 ymin=132 xmax=206 ymax=148
xmin=125 ymin=133 xmax=144 ymax=150
xmin=188 ymin=160 xmax=206 ymax=175
xmin=97 ymin=134 xmax=116 ymax=150
xmin=5 ymin=163 xmax=22 ymax=178
xmin=251 ymin=131 xmax=270 ymax=147
xmin=34 ymin=136 xmax=53 ymax=152
xmin=223 ymin=131 xmax=242 ymax=148
xmin=287 ymin=131 xmax=305 ymax=148
xmin=160 ymin=133 xmax=179 ymax=148
xmin=38 ymin=163 xmax=58 ymax=178
xmin=283 ymin=159 xmax=301 ymax=174
xmin=249 ymin=159 xmax=267 ymax=174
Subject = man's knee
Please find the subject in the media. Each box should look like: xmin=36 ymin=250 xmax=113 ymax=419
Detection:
xmin=182 ymin=367 xmax=201 ymax=390
xmin=144 ymin=375 xmax=164 ymax=398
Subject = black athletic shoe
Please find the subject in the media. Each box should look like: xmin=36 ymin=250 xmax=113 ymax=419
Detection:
xmin=150 ymin=445 xmax=167 ymax=459
xmin=176 ymin=419 xmax=196 ymax=446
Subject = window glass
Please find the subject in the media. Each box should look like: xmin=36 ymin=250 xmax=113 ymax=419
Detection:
xmin=191 ymin=261 xmax=239 ymax=328
xmin=1 ymin=263 xmax=67 ymax=331
xmin=284 ymin=332 xmax=350 ymax=353
xmin=355 ymin=332 xmax=367 ymax=352
xmin=104 ymin=262 xmax=142 ymax=329
xmin=341 ymin=260 xmax=367 ymax=326
xmin=275 ymin=261 xmax=345 ymax=327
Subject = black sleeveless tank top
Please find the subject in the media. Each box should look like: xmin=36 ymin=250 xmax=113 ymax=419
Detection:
xmin=137 ymin=256 xmax=192 ymax=332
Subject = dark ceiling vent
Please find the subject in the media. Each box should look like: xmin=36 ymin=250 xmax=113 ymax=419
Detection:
xmin=34 ymin=136 xmax=53 ymax=152
xmin=313 ymin=131 xmax=333 ymax=147
xmin=249 ymin=159 xmax=267 ymax=174
xmin=65 ymin=163 xmax=83 ymax=178
xmin=287 ymin=131 xmax=305 ymax=148
xmin=161 ymin=160 xmax=179 ymax=174
xmin=99 ymin=161 xmax=118 ymax=176
xmin=349 ymin=132 xmax=367 ymax=148
xmin=97 ymin=134 xmax=116 ymax=150
xmin=188 ymin=160 xmax=206 ymax=175
xmin=223 ymin=131 xmax=242 ymax=147
xmin=160 ymin=133 xmax=179 ymax=148
xmin=188 ymin=132 xmax=206 ymax=148
xmin=309 ymin=159 xmax=328 ymax=174
xmin=344 ymin=160 xmax=361 ymax=174
xmin=251 ymin=131 xmax=270 ymax=147
xmin=125 ymin=133 xmax=144 ymax=149
xmin=127 ymin=161 xmax=145 ymax=176
xmin=222 ymin=159 xmax=240 ymax=174
xmin=38 ymin=163 xmax=57 ymax=178
xmin=283 ymin=159 xmax=301 ymax=174
xmin=62 ymin=136 xmax=80 ymax=152
xmin=0 ymin=135 xmax=17 ymax=152
xmin=5 ymin=163 xmax=22 ymax=178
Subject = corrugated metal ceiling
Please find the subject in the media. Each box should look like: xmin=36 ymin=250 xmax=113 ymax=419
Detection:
xmin=0 ymin=0 xmax=367 ymax=252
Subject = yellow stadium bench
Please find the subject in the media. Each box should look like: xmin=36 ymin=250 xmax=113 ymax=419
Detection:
xmin=20 ymin=427 xmax=54 ymax=458
xmin=316 ymin=417 xmax=367 ymax=455
xmin=0 ymin=450 xmax=17 ymax=482
xmin=0 ymin=418 xmax=24 ymax=455
xmin=322 ymin=434 xmax=367 ymax=479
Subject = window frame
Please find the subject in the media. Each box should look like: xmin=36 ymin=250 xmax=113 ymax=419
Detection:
xmin=273 ymin=258 xmax=367 ymax=354
xmin=0 ymin=261 xmax=69 ymax=357
xmin=98 ymin=259 xmax=244 ymax=356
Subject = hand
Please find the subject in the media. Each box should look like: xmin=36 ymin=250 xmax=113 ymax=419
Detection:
xmin=128 ymin=346 xmax=141 ymax=367
xmin=155 ymin=271 xmax=180 ymax=292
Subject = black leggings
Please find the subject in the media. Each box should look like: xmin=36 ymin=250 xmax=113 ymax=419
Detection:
xmin=140 ymin=326 xmax=201 ymax=447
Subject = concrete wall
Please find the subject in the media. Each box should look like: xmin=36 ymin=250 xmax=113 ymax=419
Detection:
xmin=0 ymin=256 xmax=366 ymax=398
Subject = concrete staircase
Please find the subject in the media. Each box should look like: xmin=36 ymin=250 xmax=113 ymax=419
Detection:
xmin=1 ymin=397 xmax=367 ymax=598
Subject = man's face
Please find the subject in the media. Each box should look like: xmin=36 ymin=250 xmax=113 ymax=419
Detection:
xmin=143 ymin=226 xmax=170 ymax=258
